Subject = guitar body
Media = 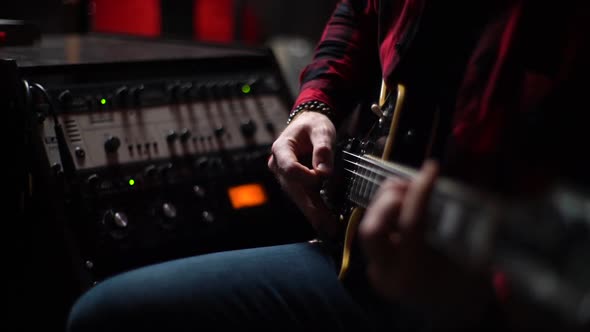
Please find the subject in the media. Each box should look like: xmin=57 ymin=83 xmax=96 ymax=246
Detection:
xmin=322 ymin=82 xmax=443 ymax=280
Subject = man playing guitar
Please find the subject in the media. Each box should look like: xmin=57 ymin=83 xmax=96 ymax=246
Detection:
xmin=267 ymin=0 xmax=590 ymax=330
xmin=68 ymin=1 xmax=590 ymax=331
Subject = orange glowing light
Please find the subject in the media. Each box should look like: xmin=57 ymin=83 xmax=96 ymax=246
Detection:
xmin=228 ymin=183 xmax=268 ymax=209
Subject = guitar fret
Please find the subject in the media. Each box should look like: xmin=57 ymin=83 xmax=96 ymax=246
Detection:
xmin=364 ymin=163 xmax=373 ymax=204
xmin=345 ymin=163 xmax=384 ymax=207
xmin=367 ymin=165 xmax=378 ymax=204
xmin=359 ymin=160 xmax=371 ymax=206
xmin=349 ymin=160 xmax=361 ymax=205
xmin=368 ymin=172 xmax=382 ymax=203
xmin=344 ymin=152 xmax=419 ymax=208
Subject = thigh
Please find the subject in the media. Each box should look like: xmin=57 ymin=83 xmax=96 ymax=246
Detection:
xmin=66 ymin=242 xmax=392 ymax=332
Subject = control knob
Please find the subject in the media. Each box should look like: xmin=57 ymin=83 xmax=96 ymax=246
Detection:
xmin=104 ymin=135 xmax=121 ymax=153
xmin=161 ymin=203 xmax=177 ymax=219
xmin=193 ymin=185 xmax=206 ymax=199
xmin=180 ymin=83 xmax=194 ymax=100
xmin=167 ymin=82 xmax=181 ymax=101
xmin=157 ymin=202 xmax=178 ymax=230
xmin=214 ymin=125 xmax=225 ymax=138
xmin=202 ymin=211 xmax=215 ymax=224
xmin=115 ymin=86 xmax=129 ymax=107
xmin=58 ymin=90 xmax=73 ymax=109
xmin=240 ymin=119 xmax=257 ymax=138
xmin=130 ymin=85 xmax=144 ymax=106
xmin=102 ymin=210 xmax=129 ymax=240
xmin=180 ymin=128 xmax=192 ymax=142
xmin=143 ymin=164 xmax=158 ymax=179
xmin=86 ymin=174 xmax=100 ymax=190
xmin=103 ymin=210 xmax=128 ymax=228
xmin=159 ymin=162 xmax=174 ymax=178
xmin=74 ymin=146 xmax=86 ymax=159
xmin=265 ymin=121 xmax=275 ymax=134
xmin=166 ymin=130 xmax=178 ymax=143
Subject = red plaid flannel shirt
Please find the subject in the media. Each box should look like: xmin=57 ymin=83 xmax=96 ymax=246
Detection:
xmin=293 ymin=0 xmax=590 ymax=308
xmin=294 ymin=0 xmax=589 ymax=169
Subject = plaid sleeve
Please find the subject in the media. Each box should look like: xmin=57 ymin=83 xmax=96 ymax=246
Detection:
xmin=293 ymin=0 xmax=379 ymax=123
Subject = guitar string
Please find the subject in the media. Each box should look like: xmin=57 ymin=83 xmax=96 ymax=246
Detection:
xmin=342 ymin=152 xmax=421 ymax=205
xmin=343 ymin=153 xmax=360 ymax=204
xmin=343 ymin=168 xmax=382 ymax=186
xmin=341 ymin=152 xmax=422 ymax=205
xmin=343 ymin=168 xmax=378 ymax=206
xmin=349 ymin=157 xmax=361 ymax=204
xmin=342 ymin=152 xmax=412 ymax=180
xmin=342 ymin=158 xmax=401 ymax=198
xmin=344 ymin=158 xmax=383 ymax=204
xmin=342 ymin=151 xmax=413 ymax=179
xmin=342 ymin=160 xmax=390 ymax=205
xmin=359 ymin=154 xmax=371 ymax=205
xmin=343 ymin=154 xmax=500 ymax=215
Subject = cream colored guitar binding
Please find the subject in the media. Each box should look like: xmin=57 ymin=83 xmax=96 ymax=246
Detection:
xmin=338 ymin=81 xmax=406 ymax=280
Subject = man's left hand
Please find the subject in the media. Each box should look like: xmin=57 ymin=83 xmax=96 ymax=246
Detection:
xmin=358 ymin=160 xmax=494 ymax=329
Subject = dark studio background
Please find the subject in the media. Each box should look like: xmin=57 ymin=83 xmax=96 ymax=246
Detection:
xmin=0 ymin=0 xmax=337 ymax=42
xmin=0 ymin=0 xmax=339 ymax=96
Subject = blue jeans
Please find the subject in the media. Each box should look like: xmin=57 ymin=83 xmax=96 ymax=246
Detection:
xmin=66 ymin=242 xmax=426 ymax=332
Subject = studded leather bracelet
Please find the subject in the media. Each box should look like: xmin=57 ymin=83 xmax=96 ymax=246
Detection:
xmin=286 ymin=100 xmax=334 ymax=125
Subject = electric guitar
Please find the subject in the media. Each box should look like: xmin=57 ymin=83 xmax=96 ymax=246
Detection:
xmin=320 ymin=82 xmax=590 ymax=329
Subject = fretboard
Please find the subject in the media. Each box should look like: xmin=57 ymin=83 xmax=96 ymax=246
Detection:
xmin=343 ymin=151 xmax=416 ymax=208
xmin=341 ymin=150 xmax=498 ymax=265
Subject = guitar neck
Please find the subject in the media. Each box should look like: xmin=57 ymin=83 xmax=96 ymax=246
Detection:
xmin=342 ymin=151 xmax=499 ymax=263
xmin=343 ymin=152 xmax=412 ymax=208
xmin=343 ymin=152 xmax=483 ymax=207
xmin=342 ymin=150 xmax=589 ymax=281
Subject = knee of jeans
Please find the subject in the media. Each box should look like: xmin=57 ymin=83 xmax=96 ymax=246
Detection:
xmin=66 ymin=282 xmax=124 ymax=332
xmin=67 ymin=291 xmax=105 ymax=331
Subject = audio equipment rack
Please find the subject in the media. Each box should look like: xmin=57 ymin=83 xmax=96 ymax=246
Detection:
xmin=4 ymin=35 xmax=314 ymax=311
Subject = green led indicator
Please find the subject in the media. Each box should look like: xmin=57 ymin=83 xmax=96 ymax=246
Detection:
xmin=100 ymin=98 xmax=107 ymax=105
xmin=128 ymin=179 xmax=135 ymax=186
xmin=241 ymin=84 xmax=251 ymax=94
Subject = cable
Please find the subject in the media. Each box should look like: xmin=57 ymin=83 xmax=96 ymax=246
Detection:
xmin=20 ymin=80 xmax=34 ymax=213
xmin=30 ymin=82 xmax=58 ymax=123
xmin=22 ymin=79 xmax=32 ymax=111
xmin=28 ymin=81 xmax=76 ymax=178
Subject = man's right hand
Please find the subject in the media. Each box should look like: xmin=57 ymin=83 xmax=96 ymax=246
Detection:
xmin=268 ymin=111 xmax=339 ymax=236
